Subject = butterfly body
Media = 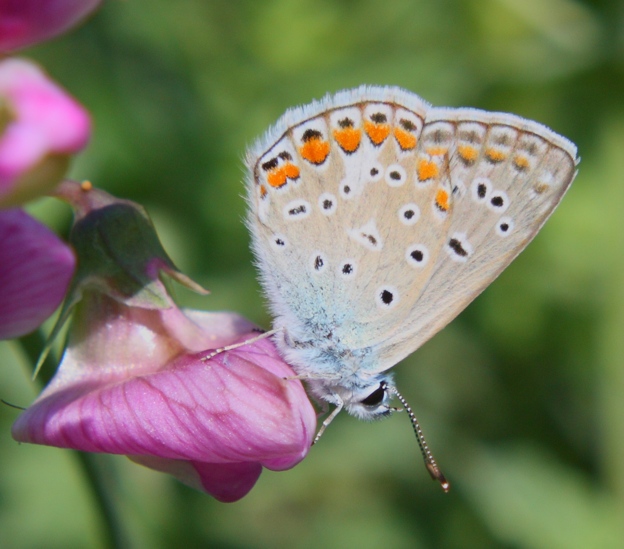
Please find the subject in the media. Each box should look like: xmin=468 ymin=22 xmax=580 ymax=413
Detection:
xmin=246 ymin=86 xmax=578 ymax=421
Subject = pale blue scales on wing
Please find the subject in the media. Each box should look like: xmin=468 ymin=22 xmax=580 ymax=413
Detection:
xmin=245 ymin=85 xmax=578 ymax=490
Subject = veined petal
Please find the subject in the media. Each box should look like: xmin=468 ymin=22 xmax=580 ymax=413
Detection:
xmin=12 ymin=312 xmax=316 ymax=501
xmin=13 ymin=337 xmax=314 ymax=463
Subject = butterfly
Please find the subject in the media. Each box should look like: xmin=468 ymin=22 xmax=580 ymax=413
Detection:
xmin=245 ymin=85 xmax=578 ymax=490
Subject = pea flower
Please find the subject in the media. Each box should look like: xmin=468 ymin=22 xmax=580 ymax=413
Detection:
xmin=0 ymin=58 xmax=90 ymax=206
xmin=0 ymin=0 xmax=102 ymax=53
xmin=0 ymin=58 xmax=88 ymax=339
xmin=12 ymin=182 xmax=316 ymax=502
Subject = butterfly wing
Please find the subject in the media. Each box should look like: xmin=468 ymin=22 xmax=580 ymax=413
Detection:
xmin=370 ymin=107 xmax=578 ymax=369
xmin=246 ymin=86 xmax=577 ymax=376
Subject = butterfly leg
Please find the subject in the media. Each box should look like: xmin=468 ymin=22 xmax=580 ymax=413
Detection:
xmin=312 ymin=401 xmax=344 ymax=445
xmin=316 ymin=399 xmax=330 ymax=417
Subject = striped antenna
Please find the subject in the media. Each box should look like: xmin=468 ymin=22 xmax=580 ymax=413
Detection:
xmin=384 ymin=382 xmax=450 ymax=492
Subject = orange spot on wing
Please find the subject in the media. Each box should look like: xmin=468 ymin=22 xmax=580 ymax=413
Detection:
xmin=435 ymin=188 xmax=449 ymax=211
xmin=333 ymin=128 xmax=361 ymax=153
xmin=426 ymin=146 xmax=448 ymax=156
xmin=417 ymin=159 xmax=439 ymax=181
xmin=458 ymin=145 xmax=478 ymax=163
xmin=259 ymin=185 xmax=267 ymax=197
xmin=364 ymin=120 xmax=391 ymax=145
xmin=300 ymin=138 xmax=330 ymax=165
xmin=267 ymin=169 xmax=287 ymax=188
xmin=266 ymin=162 xmax=300 ymax=188
xmin=283 ymin=162 xmax=300 ymax=179
xmin=485 ymin=148 xmax=507 ymax=163
xmin=513 ymin=155 xmax=530 ymax=171
xmin=394 ymin=127 xmax=417 ymax=151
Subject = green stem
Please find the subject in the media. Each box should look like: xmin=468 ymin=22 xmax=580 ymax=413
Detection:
xmin=17 ymin=331 xmax=130 ymax=549
xmin=75 ymin=452 xmax=131 ymax=549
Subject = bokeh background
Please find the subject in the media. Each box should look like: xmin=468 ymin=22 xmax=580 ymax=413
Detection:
xmin=1 ymin=0 xmax=623 ymax=547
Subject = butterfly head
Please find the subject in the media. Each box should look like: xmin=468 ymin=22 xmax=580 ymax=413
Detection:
xmin=308 ymin=374 xmax=450 ymax=491
xmin=345 ymin=379 xmax=400 ymax=420
xmin=306 ymin=373 xmax=397 ymax=421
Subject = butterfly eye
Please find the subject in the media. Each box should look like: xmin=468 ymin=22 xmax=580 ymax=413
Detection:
xmin=360 ymin=384 xmax=386 ymax=407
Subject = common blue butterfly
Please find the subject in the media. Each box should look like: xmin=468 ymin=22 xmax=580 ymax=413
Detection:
xmin=245 ymin=86 xmax=578 ymax=490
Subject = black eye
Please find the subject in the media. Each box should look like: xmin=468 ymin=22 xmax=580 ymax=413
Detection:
xmin=361 ymin=384 xmax=386 ymax=406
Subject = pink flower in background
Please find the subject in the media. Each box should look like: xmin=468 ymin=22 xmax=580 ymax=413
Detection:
xmin=0 ymin=208 xmax=75 ymax=338
xmin=0 ymin=58 xmax=90 ymax=207
xmin=0 ymin=58 xmax=89 ymax=338
xmin=12 ymin=182 xmax=316 ymax=502
xmin=0 ymin=0 xmax=102 ymax=52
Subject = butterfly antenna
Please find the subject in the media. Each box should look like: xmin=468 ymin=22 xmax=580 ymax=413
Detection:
xmin=385 ymin=383 xmax=450 ymax=492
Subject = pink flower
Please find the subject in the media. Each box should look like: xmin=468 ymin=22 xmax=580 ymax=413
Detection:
xmin=0 ymin=0 xmax=102 ymax=53
xmin=13 ymin=305 xmax=315 ymax=502
xmin=0 ymin=208 xmax=75 ymax=338
xmin=0 ymin=58 xmax=90 ymax=207
xmin=12 ymin=182 xmax=316 ymax=502
xmin=0 ymin=60 xmax=88 ymax=335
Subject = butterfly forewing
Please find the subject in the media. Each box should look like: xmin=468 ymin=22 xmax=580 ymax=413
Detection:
xmin=247 ymin=86 xmax=578 ymax=376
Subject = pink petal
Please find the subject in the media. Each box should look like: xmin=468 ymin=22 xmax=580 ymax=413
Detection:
xmin=0 ymin=59 xmax=90 ymax=204
xmin=13 ymin=338 xmax=314 ymax=464
xmin=191 ymin=461 xmax=263 ymax=503
xmin=0 ymin=0 xmax=102 ymax=52
xmin=12 ymin=333 xmax=316 ymax=500
xmin=46 ymin=298 xmax=260 ymax=382
xmin=129 ymin=456 xmax=263 ymax=503
xmin=0 ymin=208 xmax=75 ymax=339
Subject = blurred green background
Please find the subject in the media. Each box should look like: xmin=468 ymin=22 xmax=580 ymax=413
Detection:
xmin=1 ymin=0 xmax=623 ymax=547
